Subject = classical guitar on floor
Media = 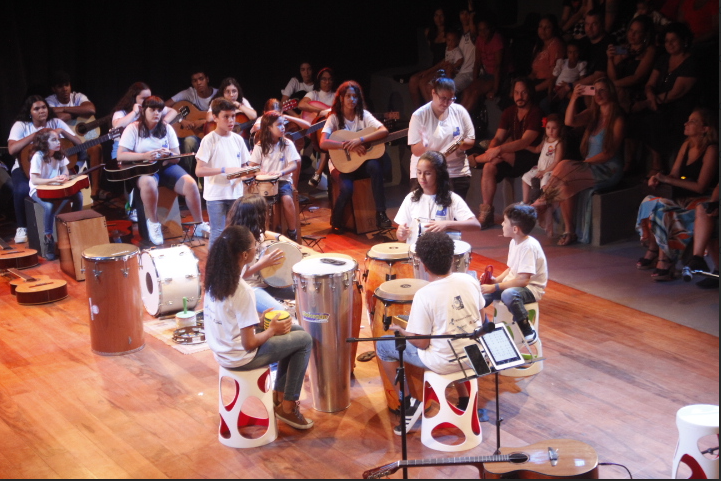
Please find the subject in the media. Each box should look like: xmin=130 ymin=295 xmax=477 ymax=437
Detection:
xmin=0 ymin=238 xmax=39 ymax=270
xmin=1 ymin=268 xmax=68 ymax=305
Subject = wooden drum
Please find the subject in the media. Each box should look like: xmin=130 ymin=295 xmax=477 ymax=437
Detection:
xmin=371 ymin=278 xmax=428 ymax=412
xmin=82 ymin=243 xmax=145 ymax=356
xmin=362 ymin=242 xmax=413 ymax=314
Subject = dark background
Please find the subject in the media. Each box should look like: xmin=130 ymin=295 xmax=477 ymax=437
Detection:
xmin=0 ymin=0 xmax=524 ymax=141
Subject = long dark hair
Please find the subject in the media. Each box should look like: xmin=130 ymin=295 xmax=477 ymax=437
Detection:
xmin=257 ymin=110 xmax=288 ymax=156
xmin=427 ymin=7 xmax=447 ymax=43
xmin=31 ymin=130 xmax=65 ymax=162
xmin=15 ymin=95 xmax=57 ymax=123
xmin=204 ymin=225 xmax=254 ymax=301
xmin=411 ymin=151 xmax=453 ymax=207
xmin=580 ymin=78 xmax=623 ymax=157
xmin=212 ymin=77 xmax=245 ymax=103
xmin=114 ymin=81 xmax=150 ymax=114
xmin=331 ymin=81 xmax=365 ymax=129
xmin=533 ymin=14 xmax=561 ymax=56
xmin=313 ymin=67 xmax=334 ymax=92
xmin=227 ymin=195 xmax=268 ymax=242
xmin=137 ymin=96 xmax=168 ymax=139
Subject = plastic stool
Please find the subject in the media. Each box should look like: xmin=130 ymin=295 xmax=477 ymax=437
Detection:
xmin=218 ymin=366 xmax=277 ymax=448
xmin=421 ymin=370 xmax=482 ymax=452
xmin=493 ymin=301 xmax=543 ymax=377
xmin=672 ymin=404 xmax=719 ymax=479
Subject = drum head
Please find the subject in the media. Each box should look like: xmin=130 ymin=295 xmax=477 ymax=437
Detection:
xmin=82 ymin=243 xmax=138 ymax=260
xmin=139 ymin=251 xmax=160 ymax=316
xmin=256 ymin=174 xmax=279 ymax=183
xmin=305 ymin=252 xmax=354 ymax=261
xmin=139 ymin=245 xmax=200 ymax=317
xmin=368 ymin=242 xmax=410 ymax=261
xmin=453 ymin=240 xmax=471 ymax=255
xmin=375 ymin=278 xmax=428 ymax=302
xmin=293 ymin=256 xmax=356 ymax=276
xmin=260 ymin=242 xmax=303 ymax=288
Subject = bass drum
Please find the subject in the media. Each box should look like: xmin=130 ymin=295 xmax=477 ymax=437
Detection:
xmin=139 ymin=245 xmax=201 ymax=317
xmin=411 ymin=239 xmax=472 ymax=281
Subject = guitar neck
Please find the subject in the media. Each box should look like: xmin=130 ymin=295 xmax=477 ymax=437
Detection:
xmin=288 ymin=120 xmax=326 ymax=142
xmin=366 ymin=129 xmax=408 ymax=148
xmin=401 ymin=454 xmax=511 ymax=468
xmin=5 ymin=268 xmax=35 ymax=282
xmin=66 ymin=130 xmax=121 ymax=156
xmin=0 ymin=238 xmax=11 ymax=250
xmin=77 ymin=114 xmax=112 ymax=134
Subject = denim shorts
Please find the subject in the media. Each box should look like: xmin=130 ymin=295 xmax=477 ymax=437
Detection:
xmin=278 ymin=180 xmax=293 ymax=198
xmin=140 ymin=163 xmax=189 ymax=191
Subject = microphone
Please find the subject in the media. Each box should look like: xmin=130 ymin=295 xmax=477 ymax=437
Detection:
xmin=682 ymin=266 xmax=693 ymax=282
xmin=470 ymin=320 xmax=497 ymax=339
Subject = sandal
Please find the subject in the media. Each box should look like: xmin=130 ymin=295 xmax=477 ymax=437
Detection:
xmin=557 ymin=232 xmax=577 ymax=246
xmin=651 ymin=258 xmax=676 ymax=282
xmin=356 ymin=351 xmax=376 ymax=362
xmin=636 ymin=248 xmax=659 ymax=270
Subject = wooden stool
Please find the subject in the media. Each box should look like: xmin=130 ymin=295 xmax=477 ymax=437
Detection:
xmin=56 ymin=210 xmax=109 ymax=281
xmin=330 ymin=172 xmax=378 ymax=234
xmin=268 ymin=189 xmax=302 ymax=239
xmin=24 ymin=197 xmax=71 ymax=259
xmin=672 ymin=404 xmax=719 ymax=479
xmin=218 ymin=366 xmax=277 ymax=449
xmin=420 ymin=370 xmax=482 ymax=452
xmin=493 ymin=301 xmax=543 ymax=377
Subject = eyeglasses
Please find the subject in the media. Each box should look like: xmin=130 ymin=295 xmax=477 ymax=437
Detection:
xmin=320 ymin=77 xmax=333 ymax=82
xmin=436 ymin=95 xmax=456 ymax=104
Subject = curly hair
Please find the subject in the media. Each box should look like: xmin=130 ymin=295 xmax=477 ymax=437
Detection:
xmin=331 ymin=81 xmax=365 ymax=130
xmin=504 ymin=202 xmax=537 ymax=235
xmin=415 ymin=231 xmax=454 ymax=275
xmin=31 ymin=130 xmax=65 ymax=162
xmin=257 ymin=110 xmax=288 ymax=157
xmin=411 ymin=150 xmax=452 ymax=207
xmin=137 ymin=96 xmax=167 ymax=139
xmin=204 ymin=225 xmax=254 ymax=301
xmin=226 ymin=195 xmax=268 ymax=242
xmin=15 ymin=95 xmax=57 ymax=123
xmin=114 ymin=82 xmax=151 ymax=114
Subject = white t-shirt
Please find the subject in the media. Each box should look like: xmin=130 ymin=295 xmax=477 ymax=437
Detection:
xmin=445 ymin=47 xmax=463 ymax=67
xmin=553 ymin=59 xmax=588 ymax=85
xmin=281 ymin=78 xmax=314 ymax=98
xmin=195 ymin=130 xmax=250 ymax=201
xmin=45 ymin=92 xmax=90 ymax=107
xmin=408 ymin=103 xmax=474 ymax=178
xmin=203 ymin=279 xmax=259 ymax=368
xmin=303 ymin=90 xmax=335 ymax=107
xmin=537 ymin=139 xmax=560 ymax=171
xmin=405 ymin=273 xmax=485 ymax=374
xmin=7 ymin=119 xmax=75 ymax=172
xmin=394 ymin=192 xmax=475 ymax=245
xmin=28 ymin=151 xmax=70 ymax=197
xmin=322 ymin=111 xmax=384 ymax=173
xmin=171 ymin=87 xmax=219 ymax=111
xmin=458 ymin=30 xmax=476 ymax=76
xmin=249 ymin=138 xmax=300 ymax=183
xmin=118 ymin=121 xmax=179 ymax=153
xmin=506 ymin=236 xmax=548 ymax=301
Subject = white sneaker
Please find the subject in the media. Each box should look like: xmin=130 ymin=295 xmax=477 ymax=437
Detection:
xmin=146 ymin=219 xmax=164 ymax=245
xmin=127 ymin=209 xmax=138 ymax=223
xmin=194 ymin=221 xmax=210 ymax=238
xmin=14 ymin=228 xmax=27 ymax=243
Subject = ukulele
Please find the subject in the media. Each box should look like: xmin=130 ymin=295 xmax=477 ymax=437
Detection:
xmin=203 ymin=99 xmax=298 ymax=139
xmin=35 ymin=164 xmax=105 ymax=200
xmin=363 ymin=439 xmax=599 ymax=479
xmin=171 ymin=101 xmax=210 ymax=139
xmin=328 ymin=128 xmax=409 ymax=173
xmin=2 ymin=268 xmax=69 ymax=305
xmin=0 ymin=238 xmax=39 ymax=269
xmin=104 ymin=153 xmax=196 ymax=182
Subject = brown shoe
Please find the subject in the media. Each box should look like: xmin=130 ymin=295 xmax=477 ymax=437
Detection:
xmin=477 ymin=204 xmax=494 ymax=230
xmin=272 ymin=391 xmax=282 ymax=407
xmin=275 ymin=401 xmax=314 ymax=430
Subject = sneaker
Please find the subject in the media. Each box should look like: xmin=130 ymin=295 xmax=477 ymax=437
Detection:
xmin=393 ymin=397 xmax=422 ymax=435
xmin=376 ymin=211 xmax=392 ymax=230
xmin=194 ymin=221 xmax=210 ymax=238
xmin=14 ymin=228 xmax=27 ymax=243
xmin=308 ymin=173 xmax=321 ymax=187
xmin=44 ymin=236 xmax=56 ymax=261
xmin=127 ymin=209 xmax=138 ymax=223
xmin=146 ymin=219 xmax=164 ymax=245
xmin=286 ymin=229 xmax=298 ymax=242
xmin=518 ymin=319 xmax=538 ymax=345
xmin=477 ymin=204 xmax=494 ymax=230
xmin=274 ymin=401 xmax=314 ymax=430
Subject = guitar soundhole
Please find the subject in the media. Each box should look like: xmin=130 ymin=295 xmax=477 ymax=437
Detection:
xmin=146 ymin=273 xmax=154 ymax=295
xmin=509 ymin=452 xmax=529 ymax=464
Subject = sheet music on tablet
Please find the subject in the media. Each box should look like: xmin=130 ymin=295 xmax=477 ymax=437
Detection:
xmin=478 ymin=324 xmax=527 ymax=370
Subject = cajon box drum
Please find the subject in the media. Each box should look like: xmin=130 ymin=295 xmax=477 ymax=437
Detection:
xmin=56 ymin=210 xmax=109 ymax=281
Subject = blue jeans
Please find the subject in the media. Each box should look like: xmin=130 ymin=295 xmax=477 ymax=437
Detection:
xmin=12 ymin=168 xmax=30 ymax=228
xmin=228 ymin=325 xmax=312 ymax=401
xmin=31 ymin=191 xmax=83 ymax=236
xmin=206 ymin=199 xmax=235 ymax=249
xmin=375 ymin=335 xmax=429 ymax=369
xmin=332 ymin=153 xmax=389 ymax=226
xmin=253 ymin=286 xmax=295 ymax=314
xmin=483 ymin=287 xmax=536 ymax=324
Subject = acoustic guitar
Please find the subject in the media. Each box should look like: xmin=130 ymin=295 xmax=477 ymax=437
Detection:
xmin=35 ymin=164 xmax=105 ymax=200
xmin=73 ymin=113 xmax=114 ymax=139
xmin=363 ymin=439 xmax=599 ymax=479
xmin=300 ymin=100 xmax=332 ymax=124
xmin=104 ymin=153 xmax=196 ymax=182
xmin=203 ymin=99 xmax=297 ymax=139
xmin=0 ymin=238 xmax=39 ymax=269
xmin=328 ymin=128 xmax=409 ymax=174
xmin=171 ymin=101 xmax=210 ymax=139
xmin=2 ymin=268 xmax=52 ymax=295
xmin=2 ymin=269 xmax=69 ymax=305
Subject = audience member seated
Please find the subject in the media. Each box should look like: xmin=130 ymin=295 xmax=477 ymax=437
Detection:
xmin=634 ymin=0 xmax=670 ymax=34
xmin=460 ymin=17 xmax=504 ymax=113
xmin=561 ymin=0 xmax=590 ymax=41
xmin=425 ymin=7 xmax=449 ymax=67
xmin=685 ymin=184 xmax=719 ymax=288
xmin=474 ymin=77 xmax=543 ymax=229
xmin=409 ymin=30 xmax=464 ymax=107
xmin=534 ymin=78 xmax=625 ymax=246
xmin=635 ymin=107 xmax=718 ymax=281
xmin=578 ymin=8 xmax=614 ymax=86
xmin=629 ymin=22 xmax=697 ymax=174
xmin=529 ymin=15 xmax=566 ymax=101
xmin=455 ymin=5 xmax=477 ymax=94
xmin=542 ymin=40 xmax=586 ymax=115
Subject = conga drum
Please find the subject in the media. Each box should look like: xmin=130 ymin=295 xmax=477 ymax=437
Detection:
xmin=293 ymin=255 xmax=357 ymax=413
xmin=82 ymin=244 xmax=144 ymax=356
xmin=362 ymin=242 xmax=413 ymax=314
xmin=411 ymin=239 xmax=472 ymax=281
xmin=371 ymin=278 xmax=428 ymax=412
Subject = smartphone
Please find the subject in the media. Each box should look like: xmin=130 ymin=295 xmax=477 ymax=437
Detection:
xmin=581 ymin=85 xmax=596 ymax=96
xmin=614 ymin=45 xmax=628 ymax=55
xmin=464 ymin=343 xmax=491 ymax=376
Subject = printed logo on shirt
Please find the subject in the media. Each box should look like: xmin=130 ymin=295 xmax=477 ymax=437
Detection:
xmin=436 ymin=206 xmax=448 ymax=217
xmin=237 ymin=151 xmax=242 ymax=160
xmin=452 ymin=296 xmax=465 ymax=310
xmin=162 ymin=140 xmax=169 ymax=149
xmin=546 ymin=145 xmax=555 ymax=156
xmin=453 ymin=127 xmax=461 ymax=137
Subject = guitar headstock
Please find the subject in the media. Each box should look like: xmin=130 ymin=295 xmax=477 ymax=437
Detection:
xmin=282 ymin=99 xmax=298 ymax=112
xmin=363 ymin=462 xmax=399 ymax=479
xmin=108 ymin=127 xmax=123 ymax=140
xmin=178 ymin=106 xmax=190 ymax=119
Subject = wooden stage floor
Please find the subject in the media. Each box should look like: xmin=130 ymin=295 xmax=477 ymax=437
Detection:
xmin=1 ymin=197 xmax=718 ymax=479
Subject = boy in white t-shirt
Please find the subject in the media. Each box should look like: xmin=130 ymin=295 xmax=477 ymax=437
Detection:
xmin=481 ymin=203 xmax=548 ymax=344
xmin=195 ymin=98 xmax=251 ymax=248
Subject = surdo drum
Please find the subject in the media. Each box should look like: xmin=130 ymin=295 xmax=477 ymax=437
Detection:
xmin=139 ymin=245 xmax=201 ymax=317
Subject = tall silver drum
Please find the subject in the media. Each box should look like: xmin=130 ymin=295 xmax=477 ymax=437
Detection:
xmin=292 ymin=255 xmax=357 ymax=413
xmin=411 ymin=239 xmax=472 ymax=280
